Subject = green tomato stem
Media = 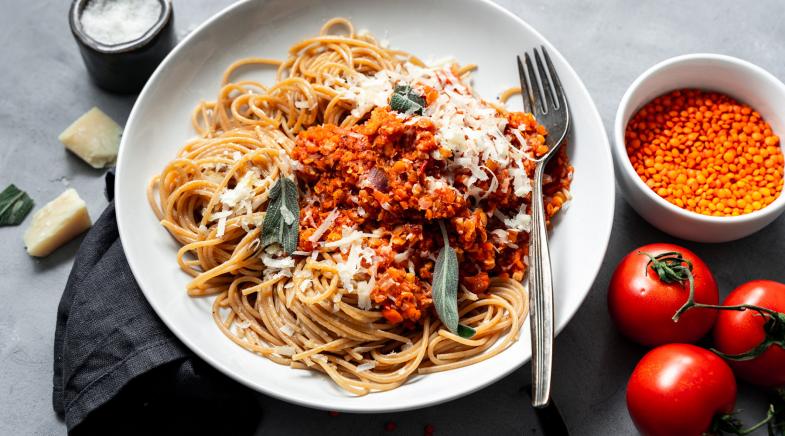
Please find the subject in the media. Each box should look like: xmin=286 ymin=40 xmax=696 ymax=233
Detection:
xmin=639 ymin=251 xmax=785 ymax=363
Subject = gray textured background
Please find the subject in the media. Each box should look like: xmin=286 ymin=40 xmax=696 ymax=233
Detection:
xmin=1 ymin=0 xmax=783 ymax=434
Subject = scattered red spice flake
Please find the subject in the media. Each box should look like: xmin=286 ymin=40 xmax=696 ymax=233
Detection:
xmin=424 ymin=424 xmax=435 ymax=435
xmin=327 ymin=411 xmax=339 ymax=417
xmin=385 ymin=421 xmax=397 ymax=432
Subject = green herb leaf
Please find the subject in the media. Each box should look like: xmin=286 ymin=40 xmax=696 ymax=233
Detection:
xmin=260 ymin=176 xmax=300 ymax=254
xmin=457 ymin=324 xmax=476 ymax=338
xmin=0 ymin=184 xmax=34 ymax=226
xmin=390 ymin=84 xmax=426 ymax=115
xmin=432 ymin=221 xmax=473 ymax=337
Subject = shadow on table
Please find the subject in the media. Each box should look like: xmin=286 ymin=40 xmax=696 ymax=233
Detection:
xmin=255 ymin=364 xmax=558 ymax=436
xmin=30 ymin=233 xmax=87 ymax=272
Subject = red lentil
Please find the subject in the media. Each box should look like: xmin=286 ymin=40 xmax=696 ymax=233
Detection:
xmin=625 ymin=89 xmax=784 ymax=216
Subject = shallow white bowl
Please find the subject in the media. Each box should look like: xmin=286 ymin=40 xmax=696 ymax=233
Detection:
xmin=613 ymin=54 xmax=785 ymax=242
xmin=115 ymin=0 xmax=615 ymax=412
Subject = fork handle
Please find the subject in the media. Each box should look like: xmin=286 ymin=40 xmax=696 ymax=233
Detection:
xmin=529 ymin=161 xmax=554 ymax=408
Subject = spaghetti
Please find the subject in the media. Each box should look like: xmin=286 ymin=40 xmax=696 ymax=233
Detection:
xmin=148 ymin=18 xmax=571 ymax=395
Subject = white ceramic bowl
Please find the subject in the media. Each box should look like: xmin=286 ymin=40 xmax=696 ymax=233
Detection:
xmin=613 ymin=54 xmax=785 ymax=242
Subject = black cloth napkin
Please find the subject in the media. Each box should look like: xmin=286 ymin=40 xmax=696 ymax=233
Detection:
xmin=52 ymin=173 xmax=262 ymax=435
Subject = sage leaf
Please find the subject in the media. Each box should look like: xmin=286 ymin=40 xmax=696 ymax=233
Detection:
xmin=432 ymin=221 xmax=473 ymax=337
xmin=0 ymin=184 xmax=34 ymax=226
xmin=390 ymin=84 xmax=425 ymax=116
xmin=261 ymin=177 xmax=300 ymax=254
xmin=457 ymin=324 xmax=476 ymax=338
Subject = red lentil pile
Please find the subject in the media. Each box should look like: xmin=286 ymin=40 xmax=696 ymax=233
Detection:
xmin=625 ymin=89 xmax=784 ymax=216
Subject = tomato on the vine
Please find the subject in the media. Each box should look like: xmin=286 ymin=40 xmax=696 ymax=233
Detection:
xmin=713 ymin=280 xmax=785 ymax=388
xmin=608 ymin=243 xmax=719 ymax=346
xmin=627 ymin=344 xmax=737 ymax=436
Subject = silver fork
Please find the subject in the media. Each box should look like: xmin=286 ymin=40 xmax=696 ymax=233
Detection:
xmin=516 ymin=47 xmax=570 ymax=408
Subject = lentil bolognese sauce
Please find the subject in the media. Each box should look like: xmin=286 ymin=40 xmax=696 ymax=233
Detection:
xmin=148 ymin=18 xmax=572 ymax=394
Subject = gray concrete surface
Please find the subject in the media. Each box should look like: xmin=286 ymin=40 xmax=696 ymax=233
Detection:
xmin=1 ymin=0 xmax=783 ymax=434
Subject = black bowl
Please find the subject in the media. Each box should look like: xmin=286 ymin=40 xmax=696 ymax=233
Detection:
xmin=69 ymin=0 xmax=175 ymax=94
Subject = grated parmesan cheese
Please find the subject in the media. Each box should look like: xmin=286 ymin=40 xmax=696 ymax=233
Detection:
xmin=491 ymin=228 xmax=509 ymax=243
xmin=393 ymin=250 xmax=410 ymax=264
xmin=280 ymin=205 xmax=296 ymax=225
xmin=340 ymin=70 xmax=394 ymax=118
xmin=337 ymin=62 xmax=536 ymax=203
xmin=216 ymin=216 xmax=227 ymax=238
xmin=273 ymin=346 xmax=295 ymax=356
xmin=356 ymin=264 xmax=377 ymax=310
xmin=335 ymin=242 xmax=375 ymax=292
xmin=261 ymin=254 xmax=296 ymax=269
xmin=503 ymin=209 xmax=532 ymax=232
xmin=356 ymin=361 xmax=377 ymax=372
xmin=308 ymin=209 xmax=339 ymax=243
xmin=509 ymin=165 xmax=533 ymax=197
xmin=209 ymin=210 xmax=232 ymax=221
xmin=280 ymin=325 xmax=294 ymax=336
xmin=80 ymin=0 xmax=162 ymax=46
xmin=220 ymin=171 xmax=257 ymax=210
xmin=323 ymin=229 xmax=380 ymax=249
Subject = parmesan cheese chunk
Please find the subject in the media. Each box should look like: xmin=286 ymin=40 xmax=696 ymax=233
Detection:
xmin=24 ymin=188 xmax=92 ymax=257
xmin=58 ymin=107 xmax=122 ymax=168
xmin=340 ymin=70 xmax=394 ymax=118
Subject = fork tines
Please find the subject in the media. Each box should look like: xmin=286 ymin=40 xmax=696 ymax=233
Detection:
xmin=516 ymin=47 xmax=564 ymax=116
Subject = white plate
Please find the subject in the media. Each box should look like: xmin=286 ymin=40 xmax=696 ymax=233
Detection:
xmin=116 ymin=0 xmax=615 ymax=412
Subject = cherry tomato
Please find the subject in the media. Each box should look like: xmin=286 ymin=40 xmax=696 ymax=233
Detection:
xmin=713 ymin=280 xmax=785 ymax=388
xmin=608 ymin=243 xmax=719 ymax=346
xmin=627 ymin=344 xmax=736 ymax=436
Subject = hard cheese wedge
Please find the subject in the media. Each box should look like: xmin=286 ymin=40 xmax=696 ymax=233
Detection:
xmin=58 ymin=107 xmax=122 ymax=168
xmin=24 ymin=188 xmax=92 ymax=257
